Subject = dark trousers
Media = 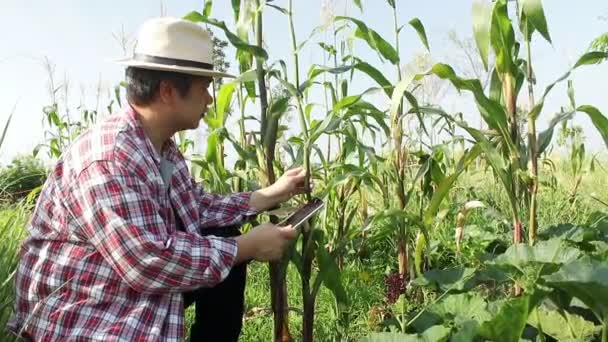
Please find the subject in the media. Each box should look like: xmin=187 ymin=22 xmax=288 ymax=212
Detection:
xmin=183 ymin=226 xmax=247 ymax=342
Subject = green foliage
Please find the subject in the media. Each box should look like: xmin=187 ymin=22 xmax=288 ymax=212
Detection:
xmin=0 ymin=203 xmax=32 ymax=342
xmin=0 ymin=156 xmax=46 ymax=202
xmin=3 ymin=1 xmax=608 ymax=341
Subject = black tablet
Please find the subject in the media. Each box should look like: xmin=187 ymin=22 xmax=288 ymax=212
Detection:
xmin=279 ymin=198 xmax=324 ymax=230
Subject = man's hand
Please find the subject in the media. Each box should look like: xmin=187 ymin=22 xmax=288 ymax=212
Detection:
xmin=234 ymin=223 xmax=298 ymax=263
xmin=249 ymin=167 xmax=308 ymax=211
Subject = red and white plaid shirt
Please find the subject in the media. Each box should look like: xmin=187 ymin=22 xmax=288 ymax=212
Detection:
xmin=8 ymin=106 xmax=258 ymax=341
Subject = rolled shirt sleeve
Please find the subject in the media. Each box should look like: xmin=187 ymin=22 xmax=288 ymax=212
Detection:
xmin=194 ymin=182 xmax=260 ymax=229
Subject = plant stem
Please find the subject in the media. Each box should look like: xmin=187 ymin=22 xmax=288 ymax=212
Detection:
xmin=391 ymin=0 xmax=409 ymax=278
xmin=288 ymin=1 xmax=315 ymax=340
xmin=525 ymin=25 xmax=539 ymax=245
xmin=287 ymin=0 xmax=311 ymax=195
xmin=255 ymin=3 xmax=290 ymax=340
xmin=603 ymin=317 xmax=608 ymax=342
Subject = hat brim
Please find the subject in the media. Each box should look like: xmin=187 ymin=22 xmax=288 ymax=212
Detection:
xmin=114 ymin=58 xmax=235 ymax=78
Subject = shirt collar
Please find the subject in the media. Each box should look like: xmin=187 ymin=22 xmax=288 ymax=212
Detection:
xmin=123 ymin=104 xmax=182 ymax=184
xmin=123 ymin=104 xmax=181 ymax=163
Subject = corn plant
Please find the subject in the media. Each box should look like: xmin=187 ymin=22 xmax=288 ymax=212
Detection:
xmin=414 ymin=0 xmax=608 ymax=250
xmin=181 ymin=0 xmax=608 ymax=340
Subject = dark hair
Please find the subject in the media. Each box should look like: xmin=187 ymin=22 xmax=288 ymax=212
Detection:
xmin=125 ymin=67 xmax=195 ymax=106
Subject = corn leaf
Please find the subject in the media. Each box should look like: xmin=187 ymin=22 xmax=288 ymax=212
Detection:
xmin=472 ymin=1 xmax=493 ymax=70
xmin=335 ymin=16 xmax=399 ymax=64
xmin=520 ymin=0 xmax=552 ymax=43
xmin=183 ymin=12 xmax=268 ymax=59
xmin=577 ymin=105 xmax=608 ymax=149
xmin=409 ymin=18 xmax=430 ymax=52
xmin=423 ymin=145 xmax=482 ymax=226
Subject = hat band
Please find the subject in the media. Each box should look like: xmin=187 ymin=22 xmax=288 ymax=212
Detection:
xmin=133 ymin=53 xmax=214 ymax=70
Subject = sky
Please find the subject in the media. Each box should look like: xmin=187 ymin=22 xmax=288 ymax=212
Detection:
xmin=0 ymin=0 xmax=607 ymax=164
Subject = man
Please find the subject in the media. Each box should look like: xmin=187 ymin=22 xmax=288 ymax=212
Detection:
xmin=8 ymin=17 xmax=304 ymax=341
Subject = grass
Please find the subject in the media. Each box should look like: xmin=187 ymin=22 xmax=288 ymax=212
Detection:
xmin=0 ymin=204 xmax=30 ymax=342
xmin=1 ymin=165 xmax=607 ymax=340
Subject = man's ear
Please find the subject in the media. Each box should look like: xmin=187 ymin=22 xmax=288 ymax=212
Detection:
xmin=158 ymin=80 xmax=174 ymax=104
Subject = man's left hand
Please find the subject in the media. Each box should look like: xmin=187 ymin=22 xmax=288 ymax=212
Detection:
xmin=269 ymin=167 xmax=308 ymax=203
xmin=250 ymin=167 xmax=308 ymax=211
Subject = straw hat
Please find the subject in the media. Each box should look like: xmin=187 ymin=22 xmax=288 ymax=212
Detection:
xmin=115 ymin=17 xmax=234 ymax=78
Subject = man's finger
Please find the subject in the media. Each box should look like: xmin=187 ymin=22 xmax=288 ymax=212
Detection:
xmin=285 ymin=167 xmax=303 ymax=176
xmin=278 ymin=225 xmax=298 ymax=239
xmin=292 ymin=169 xmax=307 ymax=181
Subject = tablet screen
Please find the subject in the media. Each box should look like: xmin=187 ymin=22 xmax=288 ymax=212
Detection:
xmin=280 ymin=198 xmax=324 ymax=229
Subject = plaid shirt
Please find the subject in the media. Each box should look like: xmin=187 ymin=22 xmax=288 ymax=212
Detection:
xmin=8 ymin=106 xmax=258 ymax=341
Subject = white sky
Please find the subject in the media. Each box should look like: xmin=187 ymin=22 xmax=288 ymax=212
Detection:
xmin=1 ymin=0 xmax=607 ymax=164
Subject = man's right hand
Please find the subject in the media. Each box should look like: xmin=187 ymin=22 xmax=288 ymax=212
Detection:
xmin=234 ymin=223 xmax=298 ymax=263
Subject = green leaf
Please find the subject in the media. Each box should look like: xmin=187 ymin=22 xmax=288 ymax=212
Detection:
xmin=537 ymin=223 xmax=597 ymax=243
xmin=235 ymin=0 xmax=256 ymax=41
xmin=225 ymin=135 xmax=256 ymax=162
xmin=429 ymin=293 xmax=492 ymax=324
xmin=345 ymin=101 xmax=391 ymax=137
xmin=289 ymin=247 xmax=304 ymax=278
xmin=544 ymin=257 xmax=608 ymax=319
xmin=450 ymin=321 xmax=479 ymax=342
xmin=309 ymin=62 xmax=394 ymax=97
xmin=334 ymin=95 xmax=362 ymax=111
xmin=567 ymin=79 xmax=576 ymax=109
xmin=183 ymin=12 xmax=268 ymax=59
xmin=574 ymin=51 xmax=608 ymax=68
xmin=389 ymin=72 xmax=415 ymax=122
xmin=460 ymin=125 xmax=512 ymax=196
xmin=335 ymin=16 xmax=400 ymax=64
xmin=0 ymin=111 xmax=13 ymax=153
xmin=527 ymin=307 xmax=600 ymax=341
xmin=477 ymin=296 xmax=532 ymax=342
xmin=309 ymin=114 xmax=341 ymax=143
xmin=423 ymin=145 xmax=481 ymax=226
xmin=409 ymin=18 xmax=430 ymax=52
xmin=318 ymin=42 xmax=337 ymax=56
xmin=317 ymin=244 xmax=348 ymax=305
xmin=491 ymin=238 xmax=581 ymax=273
xmin=231 ymin=0 xmax=241 ymax=20
xmin=529 ymin=52 xmax=608 ymax=122
xmin=234 ymin=69 xmax=258 ymax=83
xmin=308 ymin=64 xmax=352 ymax=80
xmin=489 ymin=68 xmax=502 ymax=102
xmin=353 ymin=0 xmax=363 ymax=12
xmin=215 ymin=82 xmax=236 ymax=127
xmin=577 ymin=105 xmax=608 ymax=149
xmin=537 ymin=110 xmax=575 ymax=155
xmin=490 ymin=0 xmax=517 ymax=75
xmin=203 ymin=0 xmax=213 ymax=18
xmin=362 ymin=325 xmax=451 ymax=342
xmin=412 ymin=267 xmax=477 ymax=292
xmin=267 ymin=4 xmax=288 ymax=15
xmin=205 ymin=131 xmax=220 ymax=164
xmin=263 ymin=96 xmax=290 ymax=151
xmin=472 ymin=1 xmax=493 ymax=70
xmin=354 ymin=62 xmax=394 ymax=97
xmin=520 ymin=0 xmax=552 ymax=43
xmin=414 ymin=232 xmax=427 ymax=277
xmin=416 ymin=64 xmax=510 ymax=144
xmin=183 ymin=10 xmax=205 ymax=23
